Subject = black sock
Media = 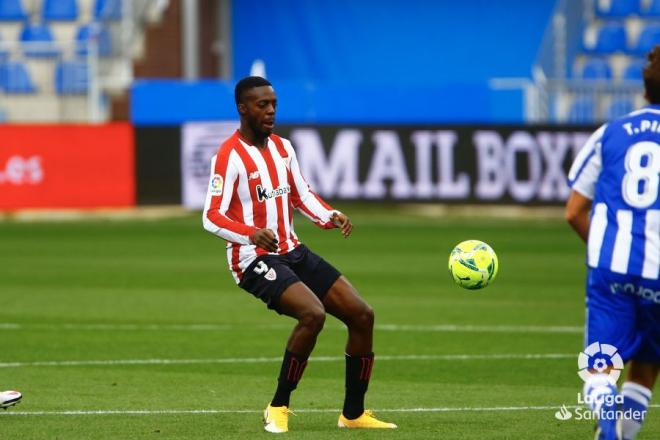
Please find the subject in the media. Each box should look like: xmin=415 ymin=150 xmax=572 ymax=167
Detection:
xmin=343 ymin=352 xmax=374 ymax=419
xmin=271 ymin=350 xmax=308 ymax=407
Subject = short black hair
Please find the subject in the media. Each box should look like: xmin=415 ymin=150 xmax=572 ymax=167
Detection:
xmin=644 ymin=46 xmax=660 ymax=104
xmin=234 ymin=76 xmax=272 ymax=106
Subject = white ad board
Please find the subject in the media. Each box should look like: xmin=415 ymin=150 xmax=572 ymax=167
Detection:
xmin=181 ymin=121 xmax=239 ymax=209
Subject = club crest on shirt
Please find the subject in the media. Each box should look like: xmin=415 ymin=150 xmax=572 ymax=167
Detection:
xmin=265 ymin=268 xmax=277 ymax=281
xmin=210 ymin=174 xmax=223 ymax=196
xmin=256 ymin=184 xmax=291 ymax=202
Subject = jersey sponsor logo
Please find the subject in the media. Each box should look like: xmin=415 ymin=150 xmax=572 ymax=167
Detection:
xmin=210 ymin=174 xmax=223 ymax=196
xmin=610 ymin=282 xmax=660 ymax=304
xmin=256 ymin=184 xmax=291 ymax=202
xmin=248 ymin=171 xmax=260 ymax=180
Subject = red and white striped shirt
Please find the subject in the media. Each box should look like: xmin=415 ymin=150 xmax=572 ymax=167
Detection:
xmin=203 ymin=130 xmax=338 ymax=283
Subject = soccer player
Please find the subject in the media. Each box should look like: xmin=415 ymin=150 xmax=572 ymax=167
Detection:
xmin=566 ymin=48 xmax=660 ymax=440
xmin=0 ymin=390 xmax=22 ymax=409
xmin=202 ymin=76 xmax=397 ymax=433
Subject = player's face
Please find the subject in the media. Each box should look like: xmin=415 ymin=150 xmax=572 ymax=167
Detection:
xmin=241 ymin=86 xmax=277 ymax=136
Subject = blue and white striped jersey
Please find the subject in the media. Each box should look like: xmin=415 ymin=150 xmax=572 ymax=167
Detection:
xmin=568 ymin=106 xmax=660 ymax=280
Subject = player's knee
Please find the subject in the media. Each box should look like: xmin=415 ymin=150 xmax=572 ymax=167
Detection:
xmin=299 ymin=308 xmax=326 ymax=334
xmin=353 ymin=305 xmax=374 ymax=332
xmin=626 ymin=361 xmax=659 ymax=388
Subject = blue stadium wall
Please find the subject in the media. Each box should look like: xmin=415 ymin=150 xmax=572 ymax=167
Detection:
xmin=131 ymin=0 xmax=557 ymax=125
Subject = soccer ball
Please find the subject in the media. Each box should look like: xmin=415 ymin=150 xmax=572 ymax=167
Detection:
xmin=448 ymin=240 xmax=498 ymax=290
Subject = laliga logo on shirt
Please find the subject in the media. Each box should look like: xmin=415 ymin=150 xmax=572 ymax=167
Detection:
xmin=209 ymin=174 xmax=223 ymax=196
xmin=577 ymin=342 xmax=624 ymax=382
xmin=256 ymin=184 xmax=291 ymax=202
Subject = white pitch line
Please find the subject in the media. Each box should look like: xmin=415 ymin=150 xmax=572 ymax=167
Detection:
xmin=0 ymin=322 xmax=583 ymax=334
xmin=0 ymin=323 xmax=239 ymax=331
xmin=376 ymin=324 xmax=582 ymax=334
xmin=0 ymin=353 xmax=574 ymax=369
xmin=1 ymin=404 xmax=658 ymax=417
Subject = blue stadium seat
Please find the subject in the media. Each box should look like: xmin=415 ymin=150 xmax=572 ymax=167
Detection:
xmin=606 ymin=97 xmax=634 ymax=119
xmin=624 ymin=58 xmax=645 ymax=80
xmin=0 ymin=0 xmax=27 ymax=21
xmin=0 ymin=61 xmax=36 ymax=93
xmin=94 ymin=0 xmax=122 ymax=21
xmin=640 ymin=0 xmax=660 ymax=16
xmin=568 ymin=96 xmax=596 ymax=123
xmin=0 ymin=34 xmax=8 ymax=62
xmin=20 ymin=23 xmax=60 ymax=57
xmin=55 ymin=60 xmax=88 ymax=94
xmin=596 ymin=0 xmax=639 ymax=17
xmin=43 ymin=0 xmax=79 ymax=21
xmin=75 ymin=23 xmax=112 ymax=57
xmin=580 ymin=58 xmax=613 ymax=79
xmin=633 ymin=23 xmax=660 ymax=55
xmin=591 ymin=22 xmax=628 ymax=53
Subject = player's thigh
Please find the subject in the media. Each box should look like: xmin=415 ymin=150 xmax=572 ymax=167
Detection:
xmin=633 ymin=299 xmax=660 ymax=364
xmin=278 ymin=281 xmax=326 ymax=321
xmin=585 ymin=269 xmax=640 ymax=361
xmin=322 ymin=276 xmax=373 ymax=325
xmin=292 ymin=245 xmax=342 ymax=302
xmin=238 ymin=256 xmax=300 ymax=314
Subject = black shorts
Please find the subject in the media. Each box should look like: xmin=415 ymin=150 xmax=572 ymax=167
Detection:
xmin=238 ymin=244 xmax=342 ymax=314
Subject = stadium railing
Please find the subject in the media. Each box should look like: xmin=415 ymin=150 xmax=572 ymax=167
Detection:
xmin=527 ymin=0 xmax=646 ymax=123
xmin=0 ymin=0 xmax=167 ymax=123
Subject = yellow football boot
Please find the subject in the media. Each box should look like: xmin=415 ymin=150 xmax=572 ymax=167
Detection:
xmin=263 ymin=403 xmax=293 ymax=433
xmin=338 ymin=410 xmax=397 ymax=429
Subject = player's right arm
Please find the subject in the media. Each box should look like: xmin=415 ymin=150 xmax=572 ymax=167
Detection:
xmin=565 ymin=124 xmax=606 ymax=242
xmin=202 ymin=147 xmax=260 ymax=245
xmin=565 ymin=191 xmax=592 ymax=242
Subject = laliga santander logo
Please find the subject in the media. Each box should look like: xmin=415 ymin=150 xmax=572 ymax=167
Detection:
xmin=577 ymin=342 xmax=624 ymax=382
xmin=555 ymin=342 xmax=623 ymax=422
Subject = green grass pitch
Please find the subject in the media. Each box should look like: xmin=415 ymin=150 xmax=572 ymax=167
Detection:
xmin=0 ymin=205 xmax=657 ymax=439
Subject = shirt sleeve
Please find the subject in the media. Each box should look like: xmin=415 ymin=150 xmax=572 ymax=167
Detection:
xmin=285 ymin=141 xmax=339 ymax=229
xmin=567 ymin=124 xmax=606 ymax=200
xmin=202 ymin=149 xmax=259 ymax=244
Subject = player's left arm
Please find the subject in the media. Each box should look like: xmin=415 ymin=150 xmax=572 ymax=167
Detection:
xmin=330 ymin=211 xmax=352 ymax=238
xmin=565 ymin=190 xmax=591 ymax=243
xmin=285 ymin=140 xmax=351 ymax=236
